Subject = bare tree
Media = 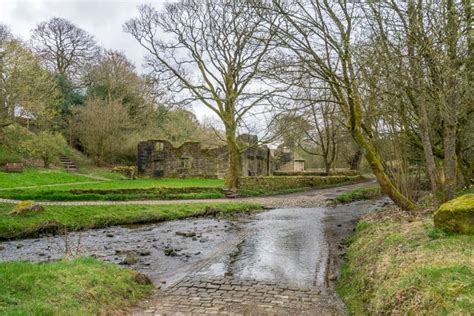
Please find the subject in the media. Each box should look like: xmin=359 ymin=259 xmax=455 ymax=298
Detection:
xmin=124 ymin=1 xmax=279 ymax=190
xmin=363 ymin=0 xmax=473 ymax=203
xmin=299 ymin=101 xmax=340 ymax=175
xmin=31 ymin=17 xmax=99 ymax=80
xmin=267 ymin=0 xmax=417 ymax=209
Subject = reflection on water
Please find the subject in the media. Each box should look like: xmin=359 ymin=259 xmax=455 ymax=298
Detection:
xmin=197 ymin=207 xmax=328 ymax=287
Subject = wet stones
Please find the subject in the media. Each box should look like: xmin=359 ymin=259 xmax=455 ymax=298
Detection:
xmin=164 ymin=247 xmax=178 ymax=256
xmin=176 ymin=231 xmax=196 ymax=238
xmin=139 ymin=250 xmax=151 ymax=256
xmin=0 ymin=245 xmax=5 ymax=251
xmin=133 ymin=272 xmax=153 ymax=285
xmin=122 ymin=253 xmax=138 ymax=265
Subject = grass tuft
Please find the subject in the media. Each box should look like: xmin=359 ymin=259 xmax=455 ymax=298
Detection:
xmin=334 ymin=186 xmax=382 ymax=204
xmin=0 ymin=257 xmax=153 ymax=315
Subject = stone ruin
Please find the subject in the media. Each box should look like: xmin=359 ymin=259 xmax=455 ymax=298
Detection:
xmin=137 ymin=135 xmax=305 ymax=178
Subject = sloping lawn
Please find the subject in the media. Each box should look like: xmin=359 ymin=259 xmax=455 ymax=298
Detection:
xmin=0 ymin=169 xmax=102 ymax=189
xmin=0 ymin=257 xmax=153 ymax=315
xmin=0 ymin=168 xmax=225 ymax=201
xmin=337 ymin=208 xmax=474 ymax=314
xmin=0 ymin=202 xmax=262 ymax=239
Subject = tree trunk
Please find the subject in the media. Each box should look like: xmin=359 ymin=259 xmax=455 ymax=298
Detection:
xmin=349 ymin=149 xmax=362 ymax=171
xmin=443 ymin=123 xmax=457 ymax=200
xmin=418 ymin=101 xmax=443 ymax=204
xmin=324 ymin=159 xmax=331 ymax=175
xmin=224 ymin=127 xmax=241 ymax=190
xmin=353 ymin=129 xmax=417 ymax=210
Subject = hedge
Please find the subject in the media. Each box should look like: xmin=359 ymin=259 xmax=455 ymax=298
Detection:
xmin=273 ymin=169 xmax=360 ymax=176
xmin=239 ymin=175 xmax=363 ymax=192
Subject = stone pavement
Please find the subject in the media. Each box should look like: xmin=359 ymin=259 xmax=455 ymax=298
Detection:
xmin=133 ymin=276 xmax=345 ymax=315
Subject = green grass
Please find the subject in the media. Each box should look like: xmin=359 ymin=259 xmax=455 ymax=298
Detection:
xmin=0 ymin=168 xmax=225 ymax=201
xmin=0 ymin=169 xmax=102 ymax=189
xmin=0 ymin=257 xmax=153 ymax=315
xmin=337 ymin=211 xmax=474 ymax=315
xmin=0 ymin=187 xmax=225 ymax=201
xmin=0 ymin=202 xmax=262 ymax=239
xmin=334 ymin=186 xmax=382 ymax=203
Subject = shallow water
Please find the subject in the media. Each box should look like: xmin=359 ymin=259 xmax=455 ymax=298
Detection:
xmin=0 ymin=198 xmax=389 ymax=288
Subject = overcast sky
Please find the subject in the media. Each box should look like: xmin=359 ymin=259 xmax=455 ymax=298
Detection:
xmin=0 ymin=0 xmax=233 ymax=123
xmin=0 ymin=0 xmax=164 ymax=70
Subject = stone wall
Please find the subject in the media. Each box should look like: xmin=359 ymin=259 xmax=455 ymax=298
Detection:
xmin=239 ymin=175 xmax=363 ymax=192
xmin=137 ymin=139 xmax=273 ymax=178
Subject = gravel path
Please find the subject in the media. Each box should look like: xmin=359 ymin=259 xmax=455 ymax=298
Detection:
xmin=0 ymin=180 xmax=375 ymax=208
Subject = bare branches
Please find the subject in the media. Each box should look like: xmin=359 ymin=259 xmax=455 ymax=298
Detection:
xmin=31 ymin=17 xmax=100 ymax=81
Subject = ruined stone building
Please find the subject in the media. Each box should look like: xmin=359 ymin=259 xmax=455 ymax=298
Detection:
xmin=137 ymin=136 xmax=305 ymax=178
xmin=274 ymin=145 xmax=306 ymax=171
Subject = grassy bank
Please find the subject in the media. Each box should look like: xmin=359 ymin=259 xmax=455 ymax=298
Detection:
xmin=334 ymin=186 xmax=382 ymax=204
xmin=0 ymin=170 xmax=225 ymax=201
xmin=0 ymin=187 xmax=225 ymax=201
xmin=0 ymin=169 xmax=103 ymax=188
xmin=0 ymin=257 xmax=153 ymax=315
xmin=337 ymin=208 xmax=474 ymax=314
xmin=0 ymin=202 xmax=262 ymax=239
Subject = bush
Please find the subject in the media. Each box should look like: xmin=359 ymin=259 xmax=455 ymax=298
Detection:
xmin=433 ymin=194 xmax=474 ymax=235
xmin=0 ymin=150 xmax=21 ymax=166
xmin=21 ymin=131 xmax=67 ymax=168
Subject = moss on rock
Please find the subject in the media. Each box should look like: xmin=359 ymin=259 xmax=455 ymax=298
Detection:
xmin=433 ymin=194 xmax=474 ymax=235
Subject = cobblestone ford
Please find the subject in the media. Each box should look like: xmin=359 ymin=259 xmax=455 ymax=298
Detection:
xmin=134 ymin=276 xmax=344 ymax=315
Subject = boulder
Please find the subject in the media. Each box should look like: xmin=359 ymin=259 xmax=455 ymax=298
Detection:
xmin=4 ymin=162 xmax=23 ymax=173
xmin=9 ymin=201 xmax=44 ymax=216
xmin=433 ymin=194 xmax=474 ymax=235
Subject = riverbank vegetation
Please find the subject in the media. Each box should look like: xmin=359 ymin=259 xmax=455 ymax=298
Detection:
xmin=334 ymin=186 xmax=382 ymax=204
xmin=0 ymin=257 xmax=153 ymax=315
xmin=337 ymin=207 xmax=474 ymax=314
xmin=0 ymin=202 xmax=262 ymax=240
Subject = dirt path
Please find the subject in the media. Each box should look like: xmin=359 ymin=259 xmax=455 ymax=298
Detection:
xmin=0 ymin=180 xmax=375 ymax=207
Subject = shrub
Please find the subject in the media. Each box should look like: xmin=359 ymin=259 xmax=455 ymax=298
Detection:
xmin=0 ymin=150 xmax=21 ymax=166
xmin=433 ymin=194 xmax=474 ymax=235
xmin=21 ymin=131 xmax=67 ymax=168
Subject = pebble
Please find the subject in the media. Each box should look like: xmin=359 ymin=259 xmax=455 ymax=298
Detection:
xmin=139 ymin=250 xmax=151 ymax=256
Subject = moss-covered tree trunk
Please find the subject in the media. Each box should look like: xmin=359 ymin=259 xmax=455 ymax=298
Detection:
xmin=223 ymin=115 xmax=241 ymax=190
xmin=352 ymin=127 xmax=416 ymax=210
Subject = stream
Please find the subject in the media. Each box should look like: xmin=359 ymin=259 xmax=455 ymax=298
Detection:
xmin=0 ymin=198 xmax=390 ymax=289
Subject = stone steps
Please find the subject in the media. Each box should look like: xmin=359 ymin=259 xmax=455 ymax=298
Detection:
xmin=59 ymin=155 xmax=79 ymax=172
